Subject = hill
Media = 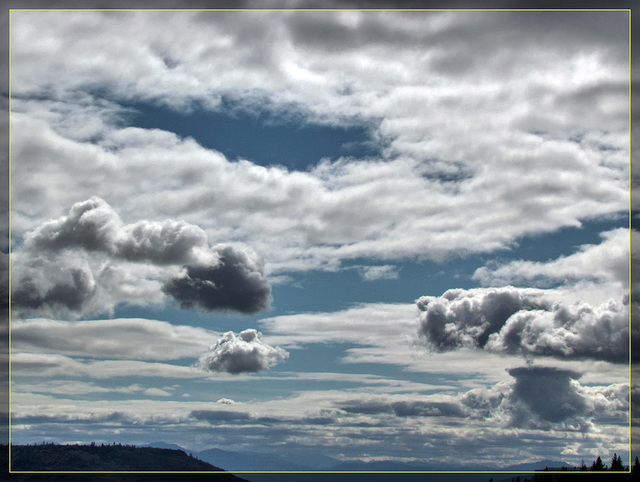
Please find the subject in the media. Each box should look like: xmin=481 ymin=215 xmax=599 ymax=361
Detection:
xmin=4 ymin=444 xmax=246 ymax=481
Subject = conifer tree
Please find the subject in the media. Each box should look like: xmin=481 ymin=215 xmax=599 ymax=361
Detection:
xmin=590 ymin=456 xmax=605 ymax=471
xmin=610 ymin=453 xmax=624 ymax=471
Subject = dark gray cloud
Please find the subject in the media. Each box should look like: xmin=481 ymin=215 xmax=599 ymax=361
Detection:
xmin=460 ymin=366 xmax=627 ymax=430
xmin=506 ymin=366 xmax=587 ymax=427
xmin=12 ymin=197 xmax=271 ymax=318
xmin=189 ymin=409 xmax=253 ymax=422
xmin=163 ymin=247 xmax=271 ymax=314
xmin=417 ymin=287 xmax=628 ymax=363
xmin=340 ymin=399 xmax=466 ymax=418
xmin=196 ymin=329 xmax=288 ymax=374
xmin=417 ymin=287 xmax=550 ymax=350
xmin=11 ymin=268 xmax=95 ymax=313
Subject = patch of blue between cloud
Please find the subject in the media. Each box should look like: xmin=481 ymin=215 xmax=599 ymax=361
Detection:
xmin=122 ymin=97 xmax=383 ymax=170
xmin=271 ymin=216 xmax=628 ymax=313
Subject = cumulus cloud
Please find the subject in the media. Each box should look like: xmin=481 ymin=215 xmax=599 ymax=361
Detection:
xmin=506 ymin=366 xmax=587 ymax=426
xmin=417 ymin=287 xmax=551 ymax=350
xmin=485 ymin=298 xmax=629 ymax=364
xmin=417 ymin=287 xmax=628 ymax=363
xmin=25 ymin=196 xmax=214 ymax=265
xmin=196 ymin=329 xmax=289 ymax=374
xmin=162 ymin=247 xmax=271 ymax=314
xmin=460 ymin=366 xmax=627 ymax=430
xmin=11 ymin=197 xmax=270 ymax=318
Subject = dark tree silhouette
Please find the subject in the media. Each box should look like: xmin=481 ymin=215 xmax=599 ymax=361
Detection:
xmin=610 ymin=453 xmax=624 ymax=471
xmin=590 ymin=456 xmax=606 ymax=471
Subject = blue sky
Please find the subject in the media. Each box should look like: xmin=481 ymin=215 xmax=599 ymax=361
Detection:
xmin=8 ymin=8 xmax=632 ymax=471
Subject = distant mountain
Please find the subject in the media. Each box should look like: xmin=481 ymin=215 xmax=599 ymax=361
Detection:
xmin=503 ymin=459 xmax=574 ymax=471
xmin=143 ymin=441 xmax=190 ymax=452
xmin=197 ymin=447 xmax=313 ymax=471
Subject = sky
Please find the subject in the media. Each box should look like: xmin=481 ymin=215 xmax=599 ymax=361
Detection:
xmin=7 ymin=8 xmax=633 ymax=471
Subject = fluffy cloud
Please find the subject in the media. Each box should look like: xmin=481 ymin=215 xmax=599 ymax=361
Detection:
xmin=24 ymin=196 xmax=214 ymax=265
xmin=461 ymin=365 xmax=628 ymax=430
xmin=505 ymin=366 xmax=587 ymax=427
xmin=417 ymin=287 xmax=628 ymax=363
xmin=9 ymin=11 xmax=629 ymax=275
xmin=162 ymin=247 xmax=271 ymax=314
xmin=11 ymin=197 xmax=270 ymax=318
xmin=196 ymin=329 xmax=289 ymax=374
xmin=417 ymin=287 xmax=551 ymax=350
xmin=485 ymin=298 xmax=628 ymax=364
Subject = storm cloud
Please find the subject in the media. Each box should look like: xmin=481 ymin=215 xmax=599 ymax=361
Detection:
xmin=162 ymin=246 xmax=271 ymax=314
xmin=196 ymin=329 xmax=288 ymax=374
xmin=417 ymin=287 xmax=628 ymax=363
xmin=506 ymin=366 xmax=587 ymax=427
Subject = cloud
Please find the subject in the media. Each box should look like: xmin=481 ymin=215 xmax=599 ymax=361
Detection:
xmin=417 ymin=287 xmax=628 ymax=363
xmin=10 ymin=352 xmax=204 ymax=380
xmin=189 ymin=409 xmax=253 ymax=422
xmin=485 ymin=298 xmax=629 ymax=364
xmin=196 ymin=329 xmax=289 ymax=374
xmin=25 ymin=196 xmax=215 ymax=266
xmin=506 ymin=366 xmax=587 ymax=426
xmin=417 ymin=287 xmax=551 ymax=350
xmin=11 ymin=317 xmax=216 ymax=360
xmin=9 ymin=11 xmax=629 ymax=275
xmin=11 ymin=197 xmax=270 ymax=318
xmin=358 ymin=265 xmax=400 ymax=281
xmin=460 ymin=365 xmax=627 ymax=430
xmin=473 ymin=228 xmax=630 ymax=289
xmin=259 ymin=302 xmax=418 ymax=348
xmin=162 ymin=246 xmax=271 ymax=314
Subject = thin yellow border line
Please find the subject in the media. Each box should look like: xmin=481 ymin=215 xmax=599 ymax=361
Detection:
xmin=8 ymin=8 xmax=12 ymax=474
xmin=628 ymin=7 xmax=633 ymax=470
xmin=5 ymin=7 xmax=634 ymax=475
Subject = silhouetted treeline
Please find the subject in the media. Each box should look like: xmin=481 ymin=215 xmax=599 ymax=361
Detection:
xmin=1 ymin=444 xmax=247 ymax=481
xmin=489 ymin=454 xmax=639 ymax=482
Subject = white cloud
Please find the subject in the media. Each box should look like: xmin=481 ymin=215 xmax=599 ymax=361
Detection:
xmin=10 ymin=352 xmax=205 ymax=379
xmin=358 ymin=265 xmax=400 ymax=281
xmin=473 ymin=228 xmax=630 ymax=290
xmin=11 ymin=317 xmax=217 ymax=360
xmin=259 ymin=302 xmax=418 ymax=348
xmin=9 ymin=11 xmax=629 ymax=275
xmin=196 ymin=329 xmax=289 ymax=374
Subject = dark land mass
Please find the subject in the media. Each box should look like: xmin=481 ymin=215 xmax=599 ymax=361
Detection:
xmin=2 ymin=444 xmax=247 ymax=481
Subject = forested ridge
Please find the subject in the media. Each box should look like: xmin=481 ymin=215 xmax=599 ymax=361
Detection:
xmin=1 ymin=443 xmax=247 ymax=481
